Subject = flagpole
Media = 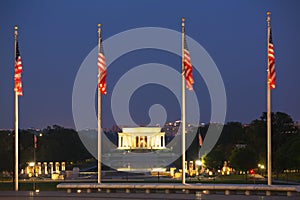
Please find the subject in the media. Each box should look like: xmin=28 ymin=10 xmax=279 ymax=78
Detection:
xmin=97 ymin=23 xmax=102 ymax=184
xmin=266 ymin=11 xmax=272 ymax=186
xmin=181 ymin=17 xmax=186 ymax=185
xmin=14 ymin=25 xmax=19 ymax=191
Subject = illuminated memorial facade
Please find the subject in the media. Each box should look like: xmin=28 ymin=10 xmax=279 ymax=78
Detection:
xmin=100 ymin=126 xmax=179 ymax=171
xmin=117 ymin=127 xmax=166 ymax=150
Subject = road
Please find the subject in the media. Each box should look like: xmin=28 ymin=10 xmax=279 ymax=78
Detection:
xmin=0 ymin=191 xmax=298 ymax=200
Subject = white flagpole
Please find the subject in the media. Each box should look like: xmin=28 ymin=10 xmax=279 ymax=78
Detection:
xmin=181 ymin=17 xmax=186 ymax=185
xmin=266 ymin=11 xmax=272 ymax=186
xmin=14 ymin=25 xmax=19 ymax=191
xmin=97 ymin=23 xmax=102 ymax=184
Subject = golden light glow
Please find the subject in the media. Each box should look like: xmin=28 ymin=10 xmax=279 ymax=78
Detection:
xmin=195 ymin=160 xmax=202 ymax=166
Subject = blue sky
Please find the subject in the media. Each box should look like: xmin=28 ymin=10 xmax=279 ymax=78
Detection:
xmin=0 ymin=0 xmax=299 ymax=129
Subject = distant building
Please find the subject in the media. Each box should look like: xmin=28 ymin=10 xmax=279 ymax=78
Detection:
xmin=23 ymin=161 xmax=65 ymax=180
xmin=117 ymin=127 xmax=166 ymax=150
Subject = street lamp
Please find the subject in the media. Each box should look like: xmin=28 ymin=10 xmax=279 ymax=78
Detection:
xmin=195 ymin=160 xmax=202 ymax=166
xmin=258 ymin=164 xmax=265 ymax=176
xmin=195 ymin=160 xmax=202 ymax=177
xmin=28 ymin=162 xmax=35 ymax=167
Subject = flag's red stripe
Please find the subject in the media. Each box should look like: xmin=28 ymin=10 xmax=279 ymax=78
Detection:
xmin=183 ymin=38 xmax=194 ymax=91
xmin=268 ymin=41 xmax=276 ymax=89
xmin=199 ymin=133 xmax=203 ymax=147
xmin=98 ymin=52 xmax=107 ymax=94
xmin=14 ymin=55 xmax=22 ymax=96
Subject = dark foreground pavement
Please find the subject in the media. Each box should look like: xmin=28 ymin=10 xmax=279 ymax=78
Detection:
xmin=0 ymin=191 xmax=298 ymax=200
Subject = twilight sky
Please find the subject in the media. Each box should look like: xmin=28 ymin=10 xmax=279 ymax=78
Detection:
xmin=0 ymin=0 xmax=299 ymax=129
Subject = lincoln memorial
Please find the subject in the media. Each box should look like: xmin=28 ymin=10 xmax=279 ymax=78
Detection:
xmin=117 ymin=127 xmax=166 ymax=150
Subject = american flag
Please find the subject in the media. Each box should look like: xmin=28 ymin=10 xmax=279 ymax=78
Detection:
xmin=184 ymin=34 xmax=194 ymax=90
xmin=34 ymin=134 xmax=37 ymax=149
xmin=14 ymin=42 xmax=23 ymax=96
xmin=268 ymin=28 xmax=276 ymax=89
xmin=98 ymin=38 xmax=107 ymax=95
xmin=198 ymin=132 xmax=203 ymax=147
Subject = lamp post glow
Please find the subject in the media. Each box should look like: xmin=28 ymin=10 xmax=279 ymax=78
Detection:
xmin=258 ymin=163 xmax=265 ymax=176
xmin=195 ymin=160 xmax=202 ymax=166
xmin=28 ymin=162 xmax=35 ymax=167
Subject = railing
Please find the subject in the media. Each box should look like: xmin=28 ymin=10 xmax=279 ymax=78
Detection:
xmin=57 ymin=183 xmax=300 ymax=196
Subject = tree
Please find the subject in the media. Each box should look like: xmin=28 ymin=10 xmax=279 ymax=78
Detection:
xmin=269 ymin=112 xmax=297 ymax=177
xmin=36 ymin=126 xmax=92 ymax=162
xmin=202 ymin=122 xmax=244 ymax=171
xmin=204 ymin=147 xmax=225 ymax=170
xmin=0 ymin=126 xmax=94 ymax=172
xmin=218 ymin=122 xmax=245 ymax=159
xmin=244 ymin=119 xmax=266 ymax=165
xmin=229 ymin=147 xmax=257 ymax=181
xmin=286 ymin=137 xmax=300 ymax=169
xmin=245 ymin=112 xmax=299 ymax=177
xmin=278 ymin=130 xmax=300 ymax=170
xmin=0 ymin=130 xmax=14 ymax=171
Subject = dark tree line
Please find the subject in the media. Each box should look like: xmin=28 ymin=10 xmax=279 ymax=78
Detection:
xmin=0 ymin=125 xmax=92 ymax=172
xmin=192 ymin=112 xmax=300 ymax=176
xmin=0 ymin=131 xmax=14 ymax=171
xmin=0 ymin=112 xmax=299 ymax=175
